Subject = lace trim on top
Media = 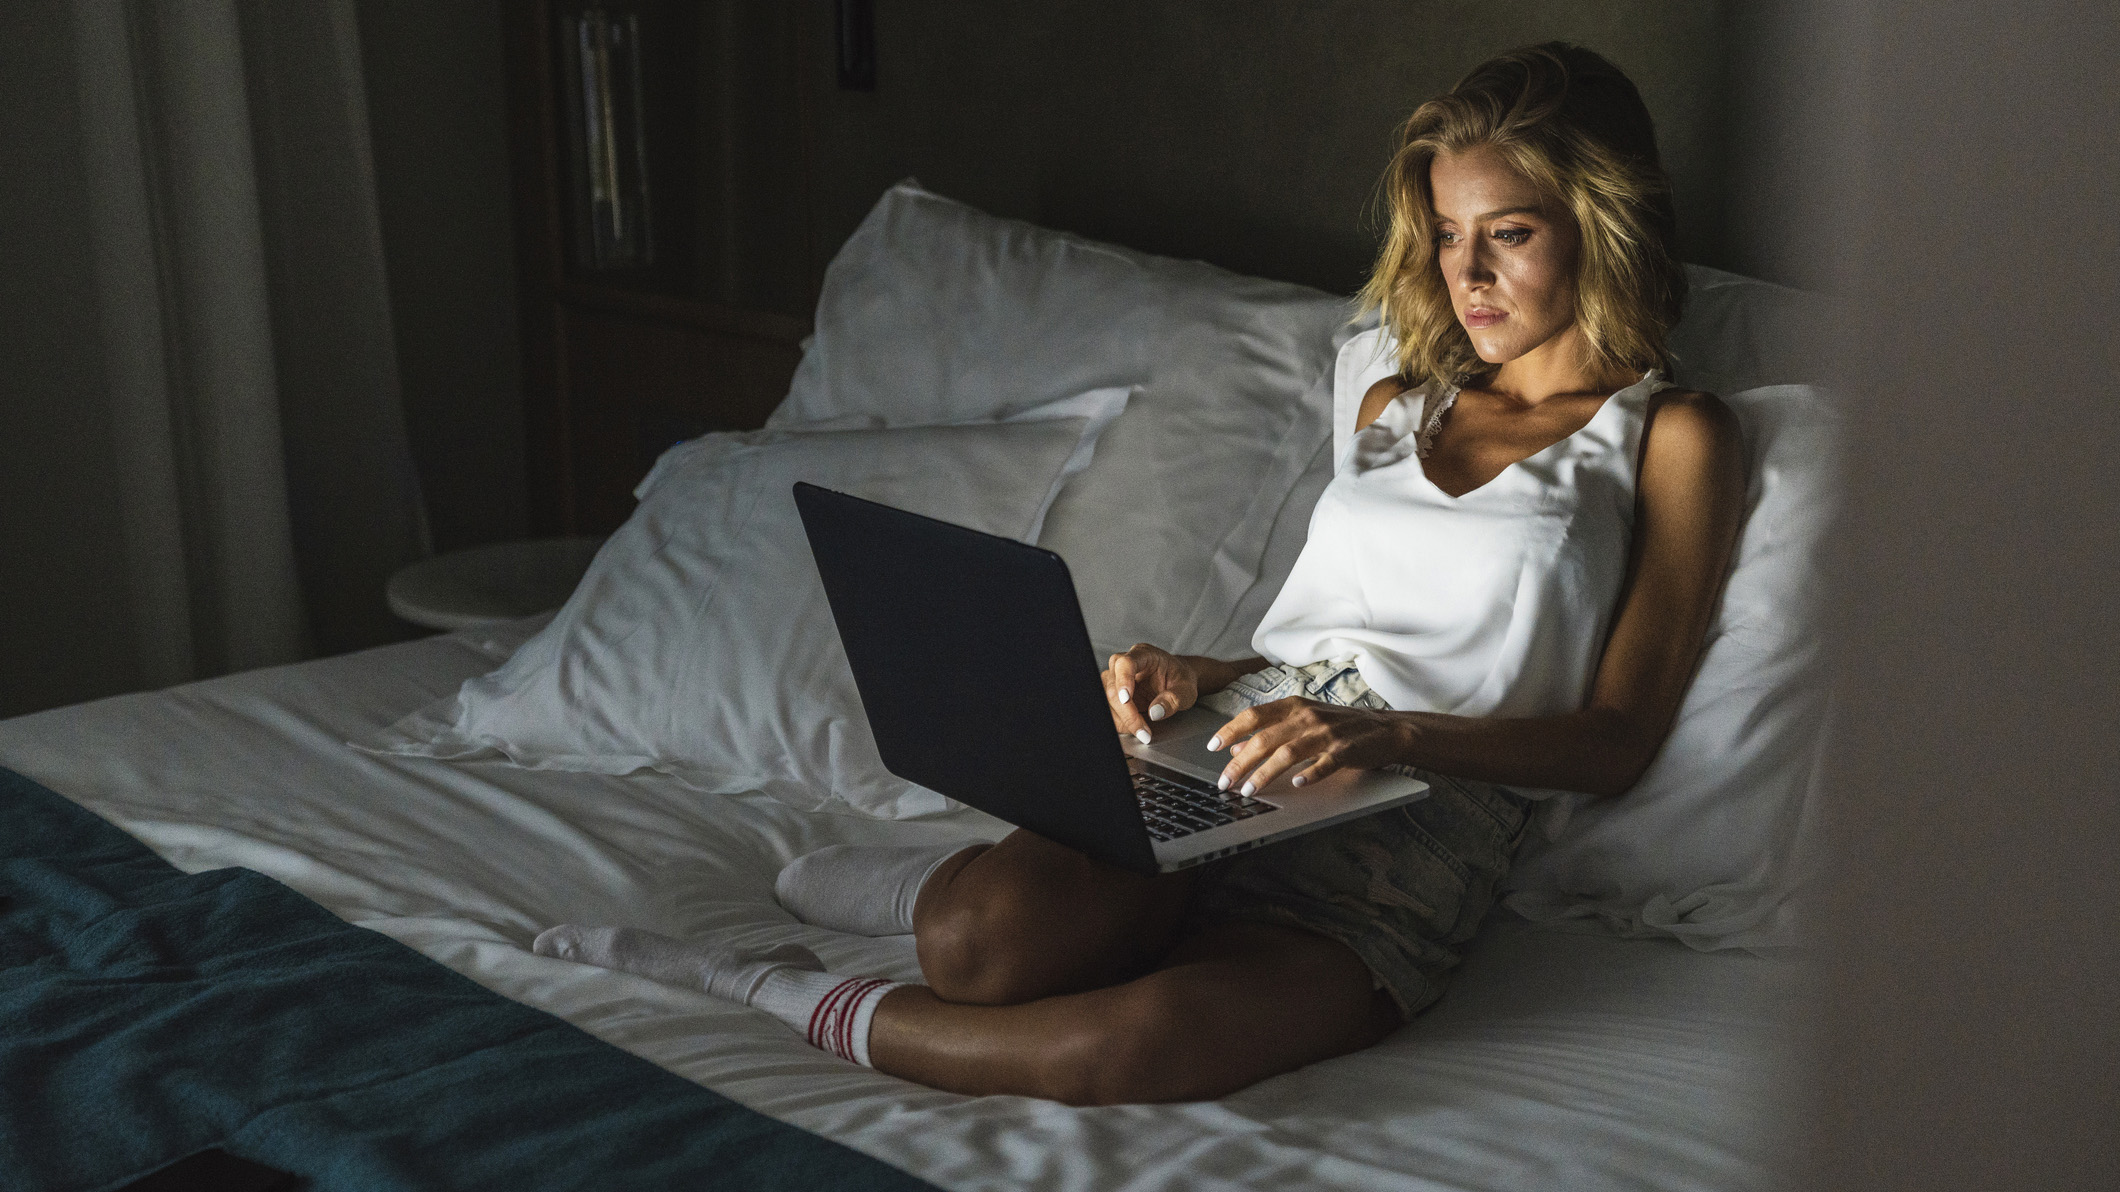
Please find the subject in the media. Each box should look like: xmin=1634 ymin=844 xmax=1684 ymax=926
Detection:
xmin=1414 ymin=383 xmax=1461 ymax=459
xmin=1411 ymin=371 xmax=1667 ymax=459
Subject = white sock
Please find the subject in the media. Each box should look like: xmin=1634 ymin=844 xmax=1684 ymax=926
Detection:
xmin=773 ymin=842 xmax=970 ymax=936
xmin=533 ymin=924 xmax=902 ymax=1065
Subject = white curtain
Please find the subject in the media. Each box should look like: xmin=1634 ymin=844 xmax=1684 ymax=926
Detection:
xmin=69 ymin=0 xmax=429 ymax=683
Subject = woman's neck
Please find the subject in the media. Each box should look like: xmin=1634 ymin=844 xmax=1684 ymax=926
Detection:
xmin=1480 ymin=326 xmax=1636 ymax=407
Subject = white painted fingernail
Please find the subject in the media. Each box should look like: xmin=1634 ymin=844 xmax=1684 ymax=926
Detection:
xmin=1148 ymin=704 xmax=1167 ymax=721
xmin=1207 ymin=735 xmax=1222 ymax=751
xmin=1117 ymin=688 xmax=1130 ymax=704
xmin=1241 ymin=781 xmax=1256 ymax=797
xmin=1135 ymin=729 xmax=1152 ymax=745
xmin=1292 ymin=775 xmax=1307 ymax=788
xmin=1217 ymin=774 xmax=1231 ymax=791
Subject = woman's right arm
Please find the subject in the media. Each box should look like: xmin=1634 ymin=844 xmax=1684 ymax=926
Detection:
xmin=1102 ymin=645 xmax=1265 ymax=743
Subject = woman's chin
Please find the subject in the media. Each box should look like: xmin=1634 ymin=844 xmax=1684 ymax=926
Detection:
xmin=1468 ymin=340 xmax=1519 ymax=366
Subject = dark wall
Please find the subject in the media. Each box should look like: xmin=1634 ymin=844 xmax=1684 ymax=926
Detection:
xmin=356 ymin=0 xmax=1760 ymax=556
xmin=692 ymin=0 xmax=1756 ymax=319
xmin=356 ymin=0 xmax=527 ymax=554
xmin=834 ymin=1 xmax=1737 ymax=293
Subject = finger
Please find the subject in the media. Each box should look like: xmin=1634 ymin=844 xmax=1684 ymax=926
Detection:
xmin=1205 ymin=703 xmax=1266 ymax=754
xmin=1236 ymin=740 xmax=1321 ymax=797
xmin=1102 ymin=669 xmax=1129 ymax=732
xmin=1145 ymin=679 xmax=1186 ymax=723
xmin=1292 ymin=749 xmax=1343 ymax=789
xmin=1106 ymin=654 xmax=1151 ymax=741
xmin=1123 ymin=645 xmax=1186 ymax=734
xmin=1148 ymin=668 xmax=1201 ymax=723
xmin=1217 ymin=700 xmax=1326 ymax=789
xmin=1125 ymin=651 xmax=1175 ymax=722
xmin=1207 ymin=695 xmax=1307 ymax=753
xmin=1217 ymin=717 xmax=1298 ymax=792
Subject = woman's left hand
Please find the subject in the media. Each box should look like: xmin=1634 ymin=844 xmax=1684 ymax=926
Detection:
xmin=1208 ymin=697 xmax=1414 ymax=796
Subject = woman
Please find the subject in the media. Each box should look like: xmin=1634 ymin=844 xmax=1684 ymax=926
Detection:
xmin=535 ymin=42 xmax=1745 ymax=1106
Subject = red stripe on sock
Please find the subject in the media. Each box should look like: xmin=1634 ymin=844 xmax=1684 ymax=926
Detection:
xmin=807 ymin=979 xmax=860 ymax=1052
xmin=838 ymin=979 xmax=888 ymax=1061
xmin=805 ymin=977 xmax=893 ymax=1062
xmin=825 ymin=979 xmax=866 ymax=1059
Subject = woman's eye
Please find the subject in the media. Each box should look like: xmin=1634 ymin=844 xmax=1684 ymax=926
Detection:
xmin=1494 ymin=228 xmax=1531 ymax=245
xmin=1436 ymin=230 xmax=1460 ymax=245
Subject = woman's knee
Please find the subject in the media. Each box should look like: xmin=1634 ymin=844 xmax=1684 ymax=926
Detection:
xmin=915 ymin=894 xmax=1043 ymax=1005
xmin=912 ymin=839 xmax=1067 ymax=1003
xmin=913 ymin=833 xmax=1186 ymax=1006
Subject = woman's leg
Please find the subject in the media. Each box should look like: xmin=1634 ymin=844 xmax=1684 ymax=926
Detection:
xmin=871 ymin=919 xmax=1402 ymax=1104
xmin=912 ymin=829 xmax=1199 ymax=1005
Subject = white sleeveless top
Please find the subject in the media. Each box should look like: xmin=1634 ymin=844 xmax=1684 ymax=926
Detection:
xmin=1253 ymin=371 xmax=1673 ymax=721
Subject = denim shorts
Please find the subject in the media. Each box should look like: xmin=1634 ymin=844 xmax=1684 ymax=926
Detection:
xmin=1188 ymin=660 xmax=1534 ymax=1018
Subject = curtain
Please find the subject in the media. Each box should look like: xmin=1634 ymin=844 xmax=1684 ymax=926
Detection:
xmin=68 ymin=0 xmax=429 ymax=684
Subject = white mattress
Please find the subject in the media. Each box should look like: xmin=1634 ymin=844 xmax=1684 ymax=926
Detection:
xmin=0 ymin=626 xmax=1803 ymax=1191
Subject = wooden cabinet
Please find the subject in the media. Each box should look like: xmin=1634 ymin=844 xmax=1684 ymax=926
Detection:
xmin=502 ymin=0 xmax=811 ymax=535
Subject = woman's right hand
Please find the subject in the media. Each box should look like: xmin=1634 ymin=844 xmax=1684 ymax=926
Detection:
xmin=1102 ymin=644 xmax=1200 ymax=744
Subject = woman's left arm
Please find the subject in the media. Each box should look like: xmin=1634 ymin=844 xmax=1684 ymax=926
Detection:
xmin=1212 ymin=391 xmax=1747 ymax=798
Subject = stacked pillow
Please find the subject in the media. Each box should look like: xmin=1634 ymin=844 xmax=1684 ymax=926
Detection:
xmin=369 ymin=393 xmax=1128 ymax=818
xmin=373 ymin=183 xmax=1359 ymax=820
xmin=773 ymin=181 xmax=1355 ymax=658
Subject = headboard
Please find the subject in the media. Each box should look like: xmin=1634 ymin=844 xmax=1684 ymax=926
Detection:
xmin=505 ymin=1 xmax=1741 ymax=535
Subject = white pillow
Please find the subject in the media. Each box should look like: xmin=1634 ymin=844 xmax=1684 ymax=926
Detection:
xmin=1502 ymin=382 xmax=1839 ymax=951
xmin=772 ymin=181 xmax=1354 ymax=658
xmin=1666 ymin=263 xmax=1827 ymax=398
xmin=367 ymin=400 xmax=1124 ymax=819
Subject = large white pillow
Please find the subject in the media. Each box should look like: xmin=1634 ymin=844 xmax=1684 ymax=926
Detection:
xmin=367 ymin=399 xmax=1125 ymax=819
xmin=1664 ymin=264 xmax=1827 ymax=399
xmin=1501 ymin=382 xmax=1839 ymax=951
xmin=772 ymin=181 xmax=1353 ymax=659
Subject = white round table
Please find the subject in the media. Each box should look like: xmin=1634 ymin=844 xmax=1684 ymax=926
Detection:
xmin=386 ymin=537 xmax=605 ymax=631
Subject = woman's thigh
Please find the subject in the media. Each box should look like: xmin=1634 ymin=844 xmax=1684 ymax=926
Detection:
xmin=912 ymin=828 xmax=1199 ymax=1005
xmin=1126 ymin=919 xmax=1404 ymax=1096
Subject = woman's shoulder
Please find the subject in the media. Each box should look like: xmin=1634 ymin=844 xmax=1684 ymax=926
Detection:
xmin=1356 ymin=374 xmax=1420 ymax=434
xmin=1644 ymin=386 xmax=1740 ymax=443
xmin=1639 ymin=385 xmax=1744 ymax=489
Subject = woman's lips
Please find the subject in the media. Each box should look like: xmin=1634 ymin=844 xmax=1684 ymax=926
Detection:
xmin=1464 ymin=307 xmax=1506 ymax=330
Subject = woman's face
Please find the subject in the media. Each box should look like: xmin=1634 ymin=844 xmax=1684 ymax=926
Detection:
xmin=1429 ymin=146 xmax=1582 ymax=368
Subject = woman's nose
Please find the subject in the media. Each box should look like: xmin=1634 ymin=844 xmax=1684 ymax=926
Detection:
xmin=1460 ymin=239 xmax=1497 ymax=287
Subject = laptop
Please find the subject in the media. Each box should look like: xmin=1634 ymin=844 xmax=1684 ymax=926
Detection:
xmin=793 ymin=482 xmax=1427 ymax=876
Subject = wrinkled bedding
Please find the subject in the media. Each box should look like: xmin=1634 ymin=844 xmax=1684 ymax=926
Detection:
xmin=0 ymin=623 xmax=1804 ymax=1191
xmin=0 ymin=768 xmax=936 ymax=1191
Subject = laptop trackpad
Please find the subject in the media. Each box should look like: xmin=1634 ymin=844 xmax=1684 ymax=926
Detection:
xmin=1124 ymin=706 xmax=1246 ymax=785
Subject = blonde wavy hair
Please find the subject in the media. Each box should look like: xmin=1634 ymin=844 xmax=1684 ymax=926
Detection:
xmin=1358 ymin=43 xmax=1688 ymax=390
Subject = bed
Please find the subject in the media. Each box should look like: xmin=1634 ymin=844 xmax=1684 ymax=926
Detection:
xmin=1 ymin=183 xmax=1830 ymax=1190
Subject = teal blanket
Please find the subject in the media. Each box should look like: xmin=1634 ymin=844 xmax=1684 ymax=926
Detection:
xmin=0 ymin=767 xmax=936 ymax=1191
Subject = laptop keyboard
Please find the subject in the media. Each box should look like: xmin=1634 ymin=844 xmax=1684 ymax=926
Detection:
xmin=1132 ymin=770 xmax=1278 ymax=842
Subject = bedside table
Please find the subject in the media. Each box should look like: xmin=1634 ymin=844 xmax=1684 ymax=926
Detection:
xmin=386 ymin=537 xmax=605 ymax=631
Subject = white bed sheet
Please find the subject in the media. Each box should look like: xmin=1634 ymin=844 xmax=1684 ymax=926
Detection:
xmin=0 ymin=626 xmax=1804 ymax=1192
